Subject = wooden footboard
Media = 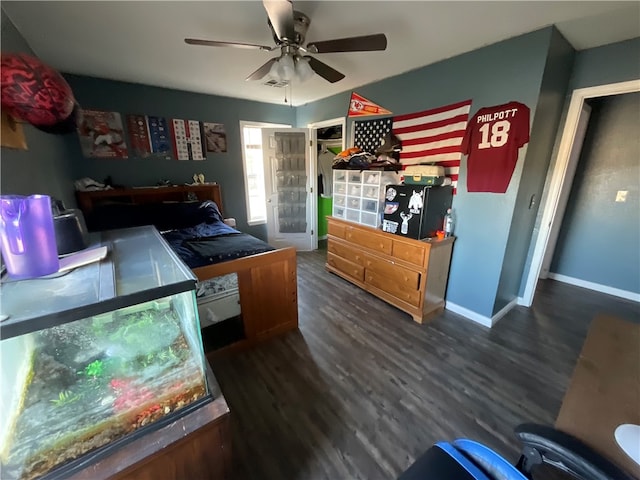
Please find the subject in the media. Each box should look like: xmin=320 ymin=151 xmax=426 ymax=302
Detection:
xmin=193 ymin=247 xmax=299 ymax=356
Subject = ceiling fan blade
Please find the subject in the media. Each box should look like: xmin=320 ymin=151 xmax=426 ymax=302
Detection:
xmin=305 ymin=56 xmax=345 ymax=83
xmin=246 ymin=58 xmax=278 ymax=81
xmin=307 ymin=33 xmax=387 ymax=53
xmin=263 ymin=0 xmax=295 ymax=42
xmin=185 ymin=38 xmax=273 ymax=51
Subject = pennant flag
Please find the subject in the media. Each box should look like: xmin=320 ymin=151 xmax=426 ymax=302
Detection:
xmin=348 ymin=92 xmax=392 ymax=117
xmin=353 ymin=117 xmax=392 ymax=153
xmin=393 ymin=99 xmax=472 ymax=191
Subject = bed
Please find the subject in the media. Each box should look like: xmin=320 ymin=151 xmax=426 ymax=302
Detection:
xmin=76 ymin=184 xmax=298 ymax=356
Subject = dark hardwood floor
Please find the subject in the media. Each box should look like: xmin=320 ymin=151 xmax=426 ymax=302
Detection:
xmin=209 ymin=246 xmax=639 ymax=480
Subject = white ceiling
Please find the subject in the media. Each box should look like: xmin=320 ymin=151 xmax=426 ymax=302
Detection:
xmin=3 ymin=1 xmax=639 ymax=106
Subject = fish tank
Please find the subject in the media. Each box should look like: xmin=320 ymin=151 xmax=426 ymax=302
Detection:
xmin=0 ymin=226 xmax=212 ymax=480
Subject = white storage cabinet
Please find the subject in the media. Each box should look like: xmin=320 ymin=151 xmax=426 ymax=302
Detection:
xmin=332 ymin=170 xmax=400 ymax=228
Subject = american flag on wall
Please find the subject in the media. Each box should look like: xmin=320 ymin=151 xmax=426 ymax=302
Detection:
xmin=352 ymin=100 xmax=472 ymax=191
xmin=393 ymin=99 xmax=472 ymax=191
xmin=353 ymin=117 xmax=392 ymax=153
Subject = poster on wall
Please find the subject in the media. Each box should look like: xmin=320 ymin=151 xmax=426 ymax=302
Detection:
xmin=170 ymin=119 xmax=206 ymax=161
xmin=203 ymin=122 xmax=227 ymax=152
xmin=77 ymin=109 xmax=128 ymax=158
xmin=126 ymin=114 xmax=172 ymax=159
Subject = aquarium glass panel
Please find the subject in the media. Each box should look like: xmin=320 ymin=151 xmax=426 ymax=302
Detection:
xmin=0 ymin=291 xmax=208 ymax=480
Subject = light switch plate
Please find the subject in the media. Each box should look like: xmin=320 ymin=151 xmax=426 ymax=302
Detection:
xmin=615 ymin=190 xmax=628 ymax=202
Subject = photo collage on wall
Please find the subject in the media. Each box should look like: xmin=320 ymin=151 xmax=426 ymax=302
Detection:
xmin=76 ymin=108 xmax=226 ymax=161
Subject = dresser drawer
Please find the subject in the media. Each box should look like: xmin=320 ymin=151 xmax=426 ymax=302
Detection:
xmin=365 ymin=269 xmax=421 ymax=306
xmin=345 ymin=226 xmax=393 ymax=255
xmin=327 ymin=252 xmax=365 ymax=282
xmin=328 ymin=240 xmax=366 ymax=266
xmin=365 ymin=257 xmax=422 ymax=306
xmin=392 ymin=240 xmax=426 ymax=266
xmin=328 ymin=220 xmax=346 ymax=239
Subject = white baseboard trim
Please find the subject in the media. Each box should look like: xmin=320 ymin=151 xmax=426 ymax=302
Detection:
xmin=492 ymin=299 xmax=518 ymax=324
xmin=445 ymin=302 xmax=493 ymax=327
xmin=517 ymin=296 xmax=527 ymax=306
xmin=548 ymin=273 xmax=640 ymax=302
xmin=446 ymin=299 xmax=518 ymax=328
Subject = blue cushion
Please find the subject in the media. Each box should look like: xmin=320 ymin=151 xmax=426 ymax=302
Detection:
xmin=453 ymin=439 xmax=528 ymax=480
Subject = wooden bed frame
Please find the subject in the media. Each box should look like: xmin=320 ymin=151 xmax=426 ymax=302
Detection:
xmin=76 ymin=184 xmax=298 ymax=357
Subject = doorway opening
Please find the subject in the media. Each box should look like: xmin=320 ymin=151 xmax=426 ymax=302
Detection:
xmin=309 ymin=117 xmax=346 ymax=249
xmin=522 ymin=79 xmax=640 ymax=306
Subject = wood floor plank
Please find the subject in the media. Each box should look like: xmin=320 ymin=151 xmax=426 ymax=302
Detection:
xmin=210 ymin=246 xmax=639 ymax=479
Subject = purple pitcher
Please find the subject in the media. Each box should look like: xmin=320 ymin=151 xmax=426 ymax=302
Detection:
xmin=0 ymin=195 xmax=59 ymax=279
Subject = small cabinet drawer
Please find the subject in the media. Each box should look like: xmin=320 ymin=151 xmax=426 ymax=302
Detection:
xmin=348 ymin=172 xmax=362 ymax=183
xmin=362 ymin=186 xmax=379 ymax=199
xmin=328 ymin=240 xmax=366 ymax=266
xmin=363 ymin=171 xmax=381 ymax=184
xmin=346 ymin=209 xmax=360 ymax=222
xmin=362 ymin=199 xmax=378 ymax=213
xmin=347 ymin=196 xmax=361 ymax=210
xmin=345 ymin=227 xmax=392 ymax=255
xmin=392 ymin=240 xmax=426 ymax=266
xmin=328 ymin=219 xmax=346 ymax=238
xmin=348 ymin=184 xmax=362 ymax=197
xmin=327 ymin=252 xmax=364 ymax=282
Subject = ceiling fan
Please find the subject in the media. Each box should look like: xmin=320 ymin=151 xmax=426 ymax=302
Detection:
xmin=184 ymin=0 xmax=387 ymax=84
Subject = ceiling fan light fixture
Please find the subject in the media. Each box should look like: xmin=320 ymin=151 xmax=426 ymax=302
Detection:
xmin=295 ymin=56 xmax=314 ymax=82
xmin=269 ymin=53 xmax=313 ymax=83
xmin=278 ymin=54 xmax=296 ymax=80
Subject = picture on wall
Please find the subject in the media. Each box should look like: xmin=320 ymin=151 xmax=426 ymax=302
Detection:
xmin=126 ymin=114 xmax=172 ymax=159
xmin=1 ymin=112 xmax=27 ymax=150
xmin=77 ymin=109 xmax=128 ymax=159
xmin=170 ymin=119 xmax=206 ymax=161
xmin=203 ymin=122 xmax=227 ymax=153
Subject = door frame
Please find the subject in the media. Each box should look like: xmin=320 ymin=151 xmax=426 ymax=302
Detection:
xmin=308 ymin=117 xmax=346 ymax=249
xmin=520 ymin=79 xmax=640 ymax=307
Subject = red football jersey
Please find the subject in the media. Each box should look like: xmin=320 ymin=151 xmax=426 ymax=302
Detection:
xmin=461 ymin=101 xmax=530 ymax=193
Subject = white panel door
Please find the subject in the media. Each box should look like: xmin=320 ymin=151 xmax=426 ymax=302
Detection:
xmin=262 ymin=128 xmax=313 ymax=251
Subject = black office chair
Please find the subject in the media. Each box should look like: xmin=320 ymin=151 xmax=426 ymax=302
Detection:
xmin=398 ymin=423 xmax=636 ymax=480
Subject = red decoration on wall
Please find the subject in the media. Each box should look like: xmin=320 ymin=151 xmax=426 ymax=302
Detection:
xmin=0 ymin=53 xmax=76 ymax=131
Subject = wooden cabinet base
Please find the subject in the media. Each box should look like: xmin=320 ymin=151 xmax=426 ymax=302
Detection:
xmin=326 ymin=217 xmax=454 ymax=324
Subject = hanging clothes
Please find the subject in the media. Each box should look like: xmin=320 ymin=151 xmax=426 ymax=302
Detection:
xmin=318 ymin=149 xmax=335 ymax=196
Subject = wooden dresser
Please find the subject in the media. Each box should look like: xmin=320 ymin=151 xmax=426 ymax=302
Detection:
xmin=326 ymin=216 xmax=454 ymax=323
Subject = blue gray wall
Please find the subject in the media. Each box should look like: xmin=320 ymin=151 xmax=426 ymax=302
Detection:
xmin=570 ymin=37 xmax=640 ymax=90
xmin=298 ymin=28 xmax=555 ymax=318
xmin=494 ymin=28 xmax=575 ymax=314
xmin=0 ymin=9 xmax=76 ymax=208
xmin=62 ymin=75 xmax=296 ymax=239
xmin=550 ymin=92 xmax=639 ymax=293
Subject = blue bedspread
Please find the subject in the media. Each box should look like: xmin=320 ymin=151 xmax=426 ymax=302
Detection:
xmin=161 ymin=222 xmax=275 ymax=269
xmin=86 ymin=199 xmax=275 ymax=269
